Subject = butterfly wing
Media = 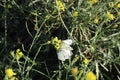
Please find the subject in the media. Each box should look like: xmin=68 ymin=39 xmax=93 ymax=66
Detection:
xmin=60 ymin=41 xmax=73 ymax=50
xmin=62 ymin=39 xmax=73 ymax=46
xmin=57 ymin=49 xmax=73 ymax=61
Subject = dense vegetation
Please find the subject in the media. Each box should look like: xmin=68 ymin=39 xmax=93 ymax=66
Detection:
xmin=0 ymin=0 xmax=120 ymax=80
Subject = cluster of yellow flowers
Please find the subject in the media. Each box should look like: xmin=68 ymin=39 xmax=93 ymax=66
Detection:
xmin=56 ymin=0 xmax=65 ymax=11
xmin=5 ymin=68 xmax=18 ymax=80
xmin=88 ymin=0 xmax=98 ymax=5
xmin=73 ymin=11 xmax=79 ymax=17
xmin=83 ymin=58 xmax=90 ymax=64
xmin=47 ymin=37 xmax=61 ymax=50
xmin=87 ymin=0 xmax=120 ymax=23
xmin=106 ymin=11 xmax=115 ymax=21
xmin=10 ymin=49 xmax=24 ymax=60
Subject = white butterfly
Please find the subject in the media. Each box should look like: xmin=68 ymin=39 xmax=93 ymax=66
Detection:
xmin=57 ymin=39 xmax=73 ymax=61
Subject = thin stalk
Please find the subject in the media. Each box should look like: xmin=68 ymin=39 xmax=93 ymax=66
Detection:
xmin=4 ymin=0 xmax=7 ymax=51
xmin=32 ymin=68 xmax=50 ymax=79
xmin=59 ymin=12 xmax=74 ymax=41
xmin=25 ymin=46 xmax=42 ymax=79
xmin=23 ymin=16 xmax=46 ymax=73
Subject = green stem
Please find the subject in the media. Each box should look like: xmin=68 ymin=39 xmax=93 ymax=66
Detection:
xmin=4 ymin=0 xmax=7 ymax=51
xmin=25 ymin=46 xmax=42 ymax=78
xmin=32 ymin=68 xmax=50 ymax=79
xmin=58 ymin=12 xmax=74 ymax=41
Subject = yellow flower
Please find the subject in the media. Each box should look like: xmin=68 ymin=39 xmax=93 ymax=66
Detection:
xmin=83 ymin=58 xmax=90 ymax=64
xmin=109 ymin=2 xmax=114 ymax=7
xmin=52 ymin=37 xmax=61 ymax=45
xmin=88 ymin=0 xmax=98 ymax=5
xmin=85 ymin=72 xmax=97 ymax=80
xmin=73 ymin=11 xmax=78 ymax=17
xmin=5 ymin=68 xmax=16 ymax=77
xmin=10 ymin=51 xmax=15 ymax=57
xmin=114 ymin=24 xmax=118 ymax=28
xmin=51 ymin=37 xmax=61 ymax=50
xmin=10 ymin=49 xmax=24 ymax=60
xmin=52 ymin=37 xmax=61 ymax=43
xmin=16 ymin=51 xmax=24 ymax=60
xmin=94 ymin=18 xmax=99 ymax=24
xmin=47 ymin=41 xmax=51 ymax=44
xmin=94 ymin=15 xmax=99 ymax=24
xmin=56 ymin=0 xmax=65 ymax=11
xmin=106 ymin=11 xmax=115 ymax=20
xmin=16 ymin=49 xmax=20 ymax=53
xmin=71 ymin=67 xmax=78 ymax=75
xmin=55 ymin=43 xmax=60 ymax=50
xmin=117 ymin=3 xmax=120 ymax=8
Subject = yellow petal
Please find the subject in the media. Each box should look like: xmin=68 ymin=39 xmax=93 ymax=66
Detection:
xmin=5 ymin=68 xmax=16 ymax=77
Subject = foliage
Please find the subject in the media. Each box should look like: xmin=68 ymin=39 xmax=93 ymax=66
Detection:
xmin=0 ymin=0 xmax=120 ymax=80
